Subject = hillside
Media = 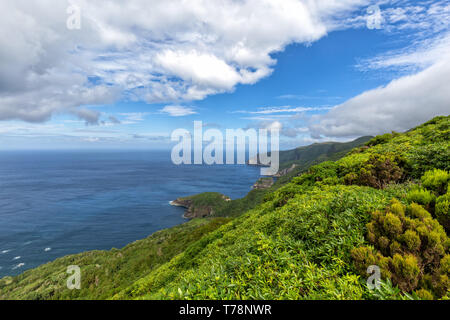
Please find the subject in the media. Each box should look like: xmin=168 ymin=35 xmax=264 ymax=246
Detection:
xmin=176 ymin=136 xmax=373 ymax=219
xmin=0 ymin=218 xmax=231 ymax=299
xmin=278 ymin=136 xmax=373 ymax=170
xmin=1 ymin=116 xmax=449 ymax=300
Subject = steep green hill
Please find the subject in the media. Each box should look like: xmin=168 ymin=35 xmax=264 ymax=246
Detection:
xmin=0 ymin=218 xmax=231 ymax=300
xmin=1 ymin=116 xmax=449 ymax=300
xmin=278 ymin=136 xmax=373 ymax=170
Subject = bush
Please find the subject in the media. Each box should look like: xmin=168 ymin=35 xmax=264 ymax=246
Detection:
xmin=406 ymin=187 xmax=436 ymax=208
xmin=421 ymin=169 xmax=449 ymax=195
xmin=352 ymin=200 xmax=449 ymax=296
xmin=391 ymin=254 xmax=420 ymax=291
xmin=366 ymin=133 xmax=394 ymax=147
xmin=409 ymin=144 xmax=450 ymax=178
xmin=345 ymin=154 xmax=405 ymax=189
xmin=415 ymin=289 xmax=434 ymax=300
xmin=435 ymin=193 xmax=450 ymax=231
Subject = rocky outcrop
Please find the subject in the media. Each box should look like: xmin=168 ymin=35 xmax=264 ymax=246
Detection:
xmin=274 ymin=164 xmax=298 ymax=177
xmin=170 ymin=194 xmax=231 ymax=219
xmin=170 ymin=199 xmax=213 ymax=219
xmin=252 ymin=177 xmax=274 ymax=190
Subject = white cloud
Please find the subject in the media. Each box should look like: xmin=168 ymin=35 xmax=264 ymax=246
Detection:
xmin=235 ymin=106 xmax=330 ymax=115
xmin=0 ymin=0 xmax=371 ymax=123
xmin=358 ymin=32 xmax=450 ymax=73
xmin=159 ymin=106 xmax=197 ymax=117
xmin=307 ymin=1 xmax=450 ymax=139
xmin=118 ymin=112 xmax=149 ymax=124
xmin=310 ymin=56 xmax=450 ymax=138
xmin=155 ymin=50 xmax=242 ymax=91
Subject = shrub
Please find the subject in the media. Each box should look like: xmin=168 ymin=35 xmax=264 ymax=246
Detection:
xmin=435 ymin=193 xmax=450 ymax=231
xmin=441 ymin=255 xmax=450 ymax=275
xmin=347 ymin=154 xmax=405 ymax=189
xmin=409 ymin=144 xmax=450 ymax=178
xmin=401 ymin=230 xmax=421 ymax=252
xmin=406 ymin=187 xmax=436 ymax=208
xmin=352 ymin=200 xmax=449 ymax=296
xmin=408 ymin=203 xmax=432 ymax=220
xmin=415 ymin=289 xmax=434 ymax=300
xmin=391 ymin=254 xmax=420 ymax=291
xmin=366 ymin=133 xmax=393 ymax=147
xmin=421 ymin=169 xmax=449 ymax=195
xmin=383 ymin=213 xmax=403 ymax=236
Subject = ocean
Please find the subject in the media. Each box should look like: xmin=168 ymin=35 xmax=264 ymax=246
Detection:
xmin=0 ymin=150 xmax=261 ymax=277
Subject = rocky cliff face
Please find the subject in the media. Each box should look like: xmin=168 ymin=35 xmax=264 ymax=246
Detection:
xmin=274 ymin=164 xmax=298 ymax=177
xmin=252 ymin=177 xmax=274 ymax=190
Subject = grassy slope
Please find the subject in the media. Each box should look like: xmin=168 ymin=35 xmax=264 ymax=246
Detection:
xmin=116 ymin=185 xmax=408 ymax=300
xmin=0 ymin=218 xmax=230 ymax=300
xmin=114 ymin=116 xmax=449 ymax=300
xmin=210 ymin=136 xmax=373 ymax=218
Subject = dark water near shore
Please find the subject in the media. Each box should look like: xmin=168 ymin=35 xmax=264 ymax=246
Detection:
xmin=0 ymin=150 xmax=261 ymax=277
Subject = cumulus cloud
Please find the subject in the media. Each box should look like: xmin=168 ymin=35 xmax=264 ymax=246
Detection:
xmin=0 ymin=0 xmax=370 ymax=123
xmin=310 ymin=56 xmax=450 ymax=138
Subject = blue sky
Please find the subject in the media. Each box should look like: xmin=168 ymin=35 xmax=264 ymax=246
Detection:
xmin=0 ymin=1 xmax=449 ymax=150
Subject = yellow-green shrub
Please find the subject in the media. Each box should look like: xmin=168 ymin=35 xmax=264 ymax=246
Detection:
xmin=435 ymin=193 xmax=450 ymax=230
xmin=352 ymin=200 xmax=449 ymax=296
xmin=421 ymin=169 xmax=449 ymax=195
xmin=406 ymin=187 xmax=436 ymax=208
xmin=415 ymin=289 xmax=434 ymax=300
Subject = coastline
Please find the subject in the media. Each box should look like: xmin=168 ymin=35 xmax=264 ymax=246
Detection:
xmin=170 ymin=193 xmax=232 ymax=219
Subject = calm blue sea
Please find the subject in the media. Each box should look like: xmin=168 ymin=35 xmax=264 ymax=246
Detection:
xmin=0 ymin=150 xmax=261 ymax=277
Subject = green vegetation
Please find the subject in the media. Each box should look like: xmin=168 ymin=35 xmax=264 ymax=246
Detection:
xmin=0 ymin=218 xmax=230 ymax=299
xmin=352 ymin=199 xmax=449 ymax=298
xmin=173 ymin=192 xmax=232 ymax=218
xmin=207 ymin=136 xmax=373 ymax=217
xmin=277 ymin=136 xmax=373 ymax=171
xmin=115 ymin=184 xmax=407 ymax=300
xmin=1 ymin=116 xmax=449 ymax=300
